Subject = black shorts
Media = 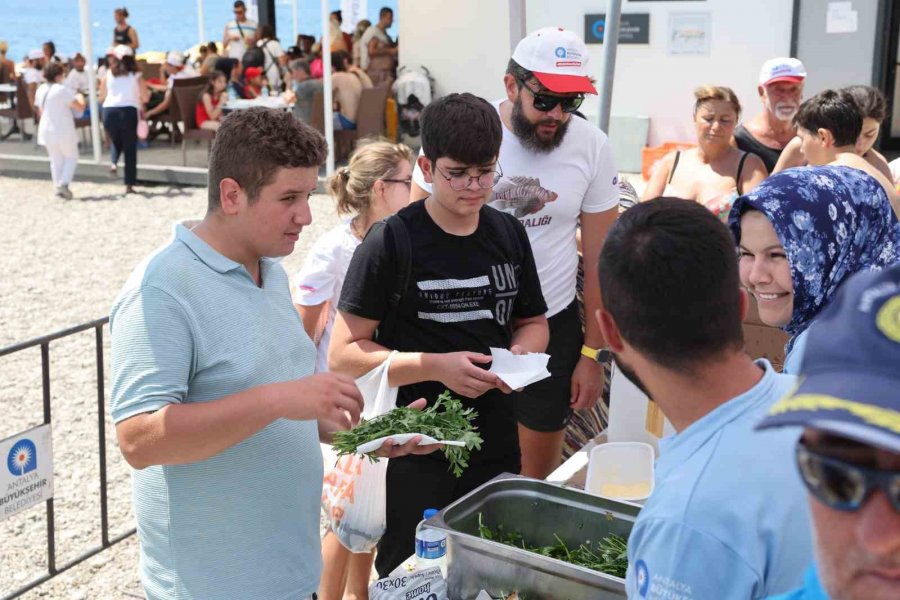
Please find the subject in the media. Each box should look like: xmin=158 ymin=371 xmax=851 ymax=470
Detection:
xmin=513 ymin=300 xmax=583 ymax=432
xmin=374 ymin=453 xmax=520 ymax=578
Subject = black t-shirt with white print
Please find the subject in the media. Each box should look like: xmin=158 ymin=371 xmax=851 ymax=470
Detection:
xmin=338 ymin=200 xmax=547 ymax=464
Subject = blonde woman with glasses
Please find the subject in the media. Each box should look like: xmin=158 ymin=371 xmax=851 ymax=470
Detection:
xmin=293 ymin=140 xmax=413 ymax=600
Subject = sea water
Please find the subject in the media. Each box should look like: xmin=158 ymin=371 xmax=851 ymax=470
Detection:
xmin=1 ymin=0 xmax=397 ymax=62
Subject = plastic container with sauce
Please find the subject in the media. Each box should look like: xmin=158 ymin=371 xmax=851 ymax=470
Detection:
xmin=584 ymin=442 xmax=655 ymax=503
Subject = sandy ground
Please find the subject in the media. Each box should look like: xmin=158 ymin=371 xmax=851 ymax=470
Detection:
xmin=0 ymin=176 xmax=340 ymax=599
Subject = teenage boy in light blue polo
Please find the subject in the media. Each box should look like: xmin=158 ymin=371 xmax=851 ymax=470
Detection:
xmin=760 ymin=265 xmax=900 ymax=600
xmin=594 ymin=198 xmax=812 ymax=599
xmin=110 ymin=108 xmax=436 ymax=600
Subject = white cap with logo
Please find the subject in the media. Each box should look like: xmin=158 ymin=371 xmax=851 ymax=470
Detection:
xmin=113 ymin=45 xmax=134 ymax=60
xmin=512 ymin=27 xmax=597 ymax=95
xmin=759 ymin=57 xmax=807 ymax=87
xmin=166 ymin=51 xmax=185 ymax=67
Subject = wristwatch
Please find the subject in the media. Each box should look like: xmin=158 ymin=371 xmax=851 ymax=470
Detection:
xmin=581 ymin=345 xmax=611 ymax=364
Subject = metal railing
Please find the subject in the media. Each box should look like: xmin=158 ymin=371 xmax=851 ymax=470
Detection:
xmin=1 ymin=317 xmax=136 ymax=600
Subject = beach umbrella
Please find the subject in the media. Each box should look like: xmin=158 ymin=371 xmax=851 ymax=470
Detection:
xmin=78 ymin=0 xmax=102 ymax=163
xmin=597 ymin=0 xmax=622 ymax=133
xmin=136 ymin=51 xmax=167 ymax=64
xmin=293 ymin=0 xmax=299 ymax=47
xmin=508 ymin=0 xmax=526 ymax=52
xmin=197 ymin=0 xmax=206 ymax=47
xmin=185 ymin=41 xmax=223 ymax=65
xmin=321 ymin=0 xmax=334 ymax=176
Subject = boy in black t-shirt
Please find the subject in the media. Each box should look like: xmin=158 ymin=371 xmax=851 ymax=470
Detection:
xmin=331 ymin=93 xmax=549 ymax=576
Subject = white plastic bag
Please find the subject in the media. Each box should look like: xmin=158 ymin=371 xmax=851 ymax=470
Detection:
xmin=321 ymin=351 xmax=398 ymax=552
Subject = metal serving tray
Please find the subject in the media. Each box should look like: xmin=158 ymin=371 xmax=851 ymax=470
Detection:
xmin=427 ymin=474 xmax=641 ymax=600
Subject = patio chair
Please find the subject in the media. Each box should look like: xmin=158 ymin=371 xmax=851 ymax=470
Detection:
xmin=355 ymin=83 xmax=391 ymax=139
xmin=0 ymin=61 xmax=12 ymax=106
xmin=172 ymin=84 xmax=215 ymax=166
xmin=150 ymin=75 xmax=206 ymax=146
xmin=138 ymin=60 xmax=163 ymax=84
xmin=74 ymin=115 xmax=93 ymax=145
xmin=334 ymin=84 xmax=391 ymax=160
xmin=310 ymin=91 xmax=325 ymax=135
xmin=0 ymin=76 xmax=34 ymax=141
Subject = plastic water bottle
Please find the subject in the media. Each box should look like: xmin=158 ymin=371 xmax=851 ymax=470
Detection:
xmin=261 ymin=85 xmax=270 ymax=98
xmin=414 ymin=508 xmax=447 ymax=573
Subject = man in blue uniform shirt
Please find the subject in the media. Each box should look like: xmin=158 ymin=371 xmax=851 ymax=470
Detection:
xmin=594 ymin=198 xmax=812 ymax=599
xmin=761 ymin=265 xmax=900 ymax=600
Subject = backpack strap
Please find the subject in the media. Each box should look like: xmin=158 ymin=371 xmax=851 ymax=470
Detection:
xmin=483 ymin=206 xmax=524 ymax=260
xmin=376 ymin=214 xmax=412 ymax=345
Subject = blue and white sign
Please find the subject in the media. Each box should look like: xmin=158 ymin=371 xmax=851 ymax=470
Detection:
xmin=0 ymin=424 xmax=54 ymax=521
xmin=585 ymin=13 xmax=651 ymax=45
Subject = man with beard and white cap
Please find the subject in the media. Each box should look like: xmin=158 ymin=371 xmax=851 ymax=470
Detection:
xmin=734 ymin=57 xmax=807 ymax=173
xmin=145 ymin=50 xmax=198 ymax=130
xmin=410 ymin=27 xmax=620 ymax=479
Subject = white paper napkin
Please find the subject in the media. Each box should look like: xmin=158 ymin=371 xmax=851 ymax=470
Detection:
xmin=488 ymin=347 xmax=551 ymax=389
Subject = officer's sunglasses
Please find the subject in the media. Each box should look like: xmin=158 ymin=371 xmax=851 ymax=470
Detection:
xmin=796 ymin=441 xmax=900 ymax=512
xmin=518 ymin=78 xmax=584 ymax=114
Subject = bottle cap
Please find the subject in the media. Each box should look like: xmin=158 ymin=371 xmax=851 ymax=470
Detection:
xmin=423 ymin=508 xmax=439 ymax=520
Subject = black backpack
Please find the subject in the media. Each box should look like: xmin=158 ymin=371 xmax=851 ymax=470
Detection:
xmin=240 ymin=47 xmax=265 ymax=70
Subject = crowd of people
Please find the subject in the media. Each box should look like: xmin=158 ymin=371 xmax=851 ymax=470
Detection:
xmin=0 ymin=8 xmax=894 ymax=600
xmin=102 ymin=21 xmax=900 ymax=600
xmin=0 ymin=2 xmax=400 ymax=199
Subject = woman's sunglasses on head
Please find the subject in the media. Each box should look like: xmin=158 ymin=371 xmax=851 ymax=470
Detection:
xmin=796 ymin=441 xmax=900 ymax=512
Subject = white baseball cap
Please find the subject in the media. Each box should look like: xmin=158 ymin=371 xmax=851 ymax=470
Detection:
xmin=512 ymin=27 xmax=597 ymax=95
xmin=759 ymin=57 xmax=807 ymax=87
xmin=113 ymin=44 xmax=134 ymax=60
xmin=166 ymin=51 xmax=184 ymax=67
xmin=27 ymin=49 xmax=44 ymax=60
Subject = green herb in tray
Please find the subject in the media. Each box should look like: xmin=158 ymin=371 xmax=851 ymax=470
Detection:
xmin=332 ymin=391 xmax=483 ymax=477
xmin=477 ymin=513 xmax=629 ymax=578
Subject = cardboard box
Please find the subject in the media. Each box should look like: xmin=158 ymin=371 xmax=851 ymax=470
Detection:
xmin=743 ymin=295 xmax=789 ymax=371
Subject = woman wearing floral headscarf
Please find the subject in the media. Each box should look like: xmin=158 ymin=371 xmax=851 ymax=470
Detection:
xmin=729 ymin=165 xmax=900 ymax=373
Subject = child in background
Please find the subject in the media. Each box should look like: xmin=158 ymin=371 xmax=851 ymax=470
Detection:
xmin=293 ymin=140 xmax=414 ymax=600
xmin=196 ymin=71 xmax=228 ymax=131
xmin=242 ymin=66 xmax=265 ymax=98
xmin=774 ymin=86 xmax=893 ymax=181
xmin=36 ymin=62 xmax=85 ymax=199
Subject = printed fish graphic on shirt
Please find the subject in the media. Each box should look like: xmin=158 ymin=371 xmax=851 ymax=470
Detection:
xmin=490 ymin=176 xmax=558 ymax=218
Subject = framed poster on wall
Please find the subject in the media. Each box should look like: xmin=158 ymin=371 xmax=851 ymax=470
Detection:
xmin=667 ymin=12 xmax=711 ymax=55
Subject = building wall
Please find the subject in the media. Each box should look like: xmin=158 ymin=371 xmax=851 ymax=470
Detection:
xmin=398 ymin=0 xmax=512 ymax=102
xmin=526 ymin=0 xmax=794 ymax=145
xmin=795 ymin=0 xmax=880 ymax=96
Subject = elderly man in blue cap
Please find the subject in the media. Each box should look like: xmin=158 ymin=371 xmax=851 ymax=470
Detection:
xmin=761 ymin=264 xmax=900 ymax=600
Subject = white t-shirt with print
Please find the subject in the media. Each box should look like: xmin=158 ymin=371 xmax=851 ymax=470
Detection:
xmin=412 ymin=100 xmax=620 ymax=316
xmin=225 ymin=19 xmax=258 ymax=59
xmin=293 ymin=220 xmax=360 ymax=373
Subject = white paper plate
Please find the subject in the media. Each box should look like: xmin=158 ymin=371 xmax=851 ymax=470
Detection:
xmin=355 ymin=433 xmax=466 ymax=454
